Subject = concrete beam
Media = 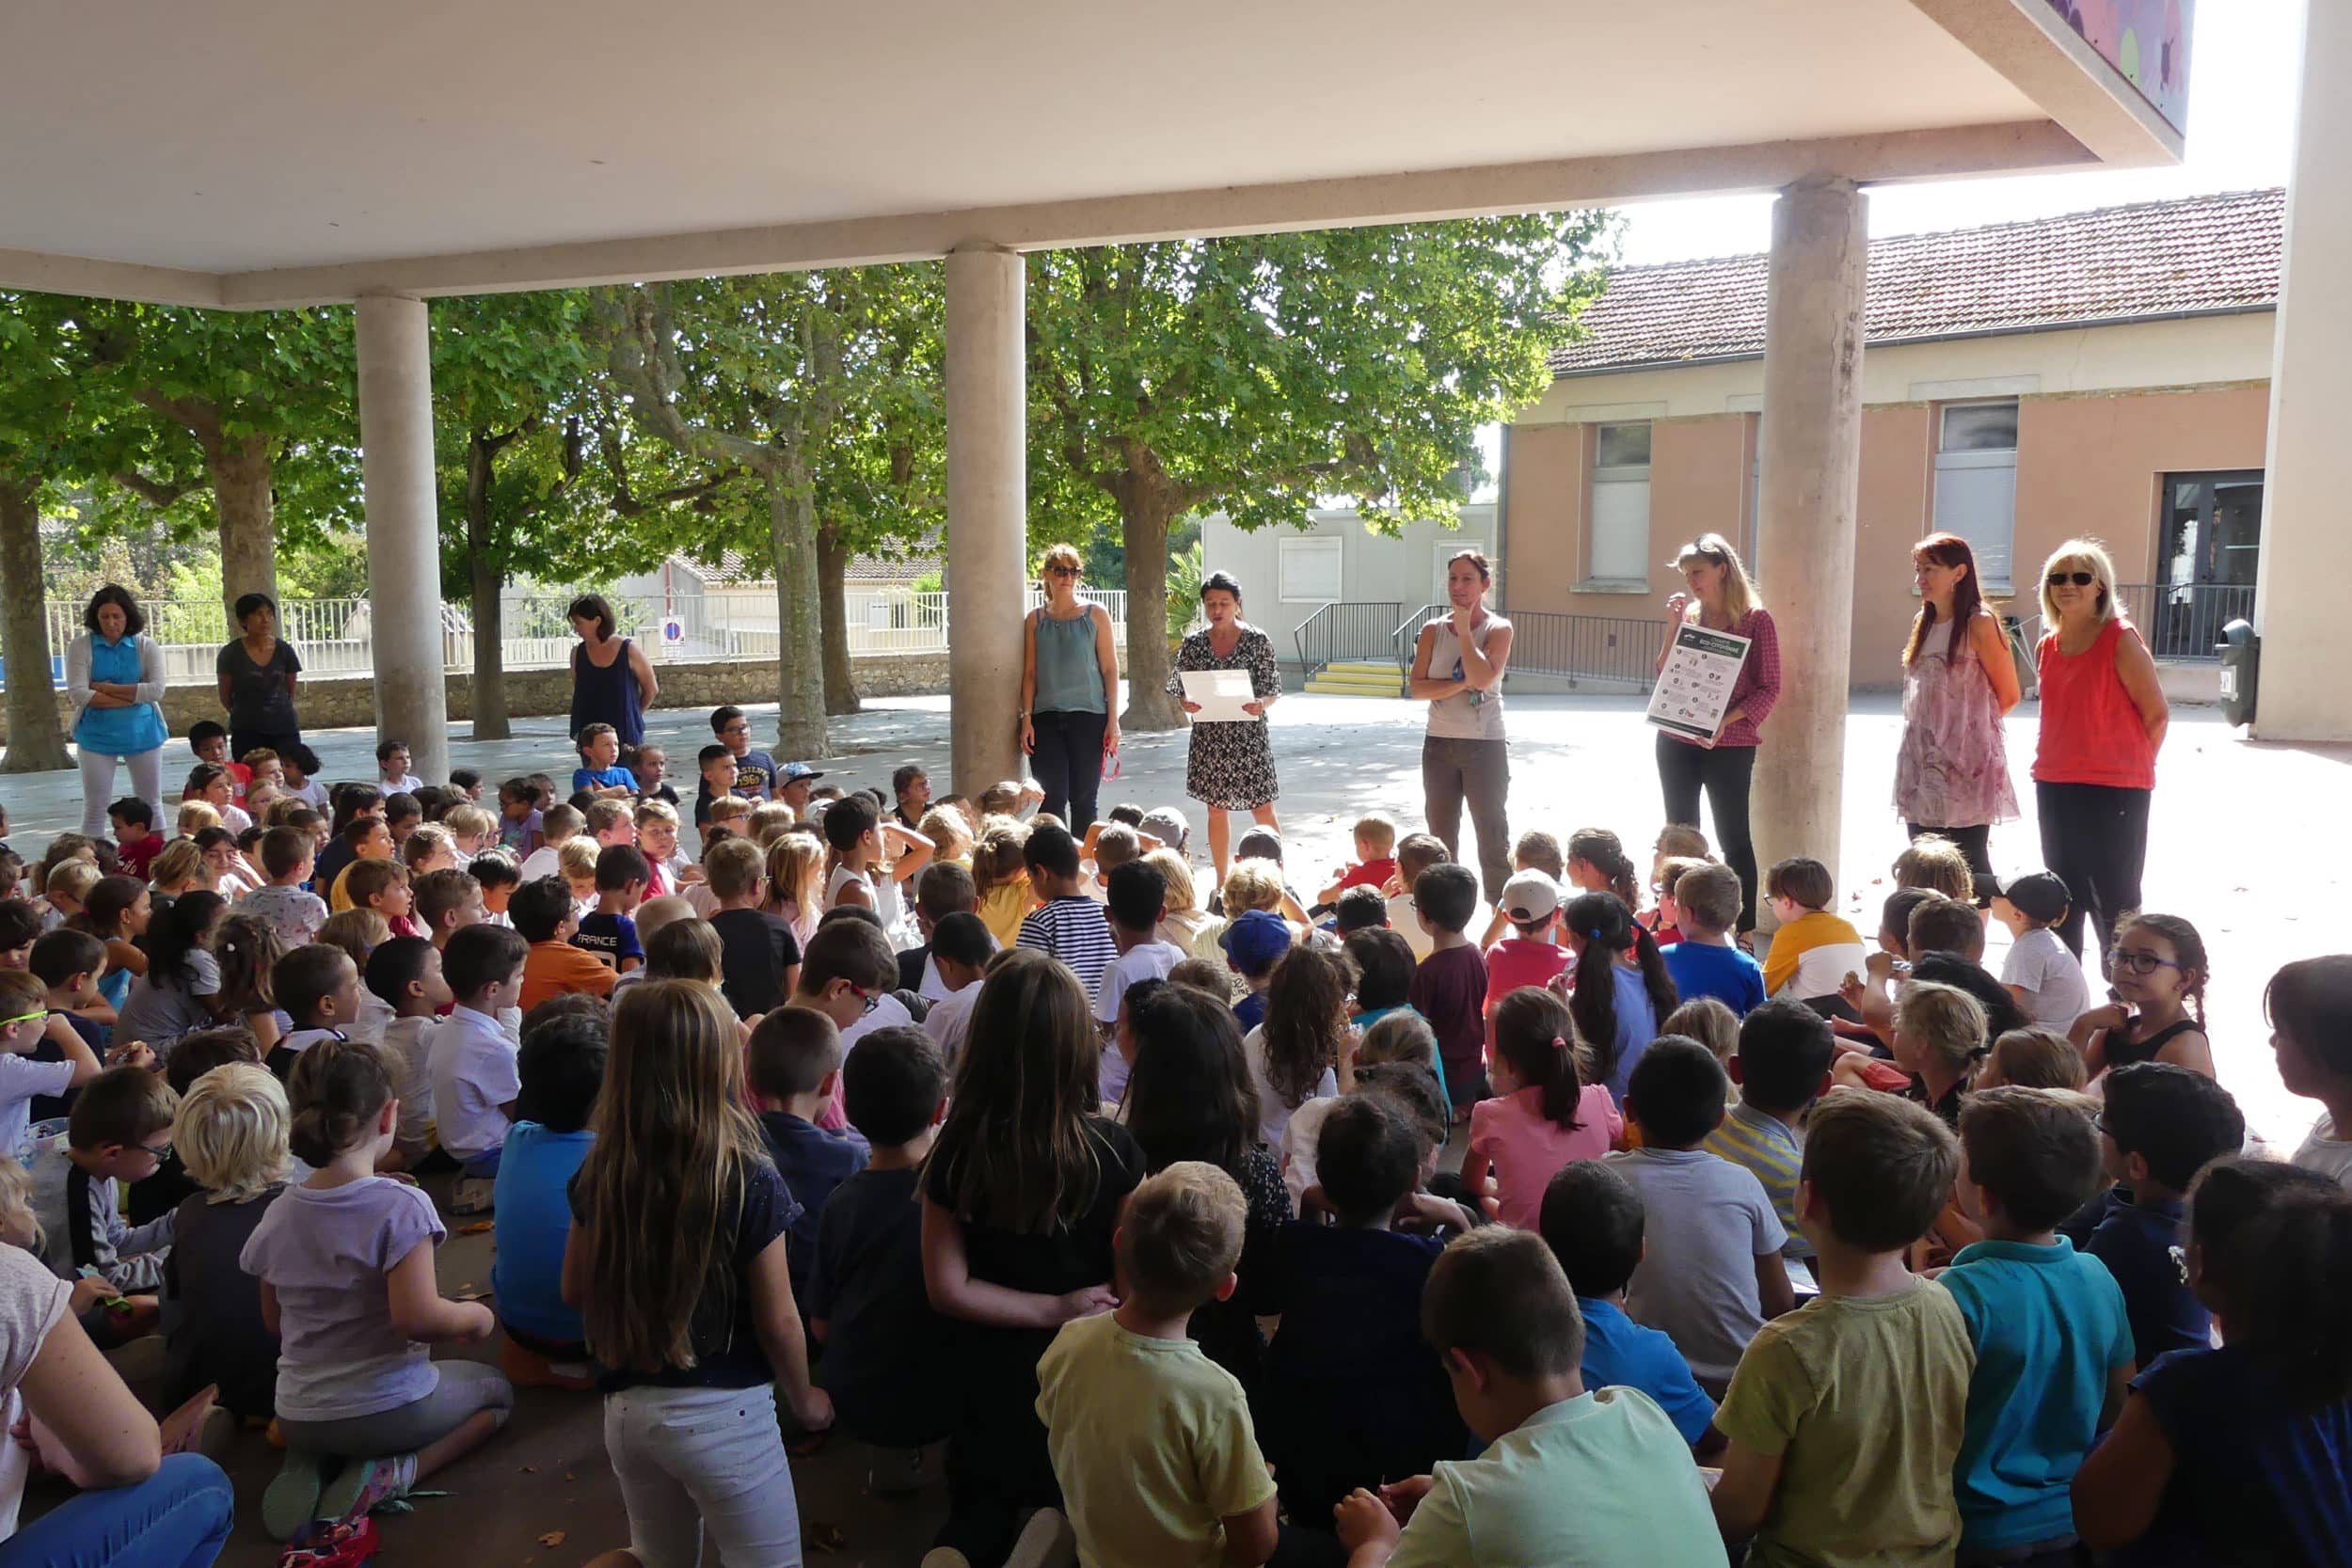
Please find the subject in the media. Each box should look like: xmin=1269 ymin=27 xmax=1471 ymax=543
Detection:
xmin=1909 ymin=0 xmax=2185 ymax=166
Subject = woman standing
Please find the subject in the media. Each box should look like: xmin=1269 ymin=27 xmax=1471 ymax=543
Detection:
xmin=1892 ymin=533 xmax=2021 ymax=891
xmin=66 ymin=585 xmax=168 ymax=838
xmin=1409 ymin=550 xmax=1515 ymax=902
xmin=1168 ymin=571 xmax=1280 ymax=879
xmin=1652 ymin=533 xmax=1779 ymax=936
xmin=566 ymin=594 xmax=658 ymax=748
xmin=2032 ymin=538 xmax=2168 ymax=972
xmin=215 ymin=593 xmax=304 ymax=763
xmin=1019 ymin=545 xmax=1120 ymax=833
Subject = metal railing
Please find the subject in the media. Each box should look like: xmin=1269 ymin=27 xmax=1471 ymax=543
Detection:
xmin=1391 ymin=604 xmax=1665 ymax=688
xmin=9 ymin=586 xmax=1132 ymax=689
xmin=1293 ymin=601 xmax=1404 ymax=677
xmin=2113 ymin=582 xmax=2254 ymax=664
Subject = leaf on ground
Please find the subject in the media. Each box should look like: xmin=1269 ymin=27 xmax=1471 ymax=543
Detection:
xmin=458 ymin=1221 xmax=494 ymax=1235
xmin=538 ymin=1530 xmax=567 ymax=1548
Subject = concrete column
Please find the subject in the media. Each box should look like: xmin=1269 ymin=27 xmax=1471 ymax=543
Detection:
xmin=2252 ymin=0 xmax=2352 ymax=742
xmin=355 ymin=293 xmax=452 ymax=784
xmin=1751 ymin=180 xmax=1867 ymax=891
xmin=945 ymin=245 xmax=1028 ymax=792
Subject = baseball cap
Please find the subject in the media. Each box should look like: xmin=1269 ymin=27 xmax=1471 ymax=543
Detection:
xmin=1995 ymin=871 xmax=2071 ymax=925
xmin=1140 ymin=806 xmax=1190 ymax=853
xmin=1219 ymin=908 xmax=1293 ymax=974
xmin=779 ymin=762 xmax=824 ymax=784
xmin=1500 ymin=870 xmax=1562 ymax=925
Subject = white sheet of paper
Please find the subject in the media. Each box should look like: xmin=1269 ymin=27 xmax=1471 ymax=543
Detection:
xmin=1181 ymin=668 xmax=1261 ymax=722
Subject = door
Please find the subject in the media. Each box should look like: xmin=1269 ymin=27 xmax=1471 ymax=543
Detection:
xmin=2155 ymin=470 xmax=2264 ymax=660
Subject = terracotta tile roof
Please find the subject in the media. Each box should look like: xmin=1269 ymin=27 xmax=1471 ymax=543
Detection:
xmin=1552 ymin=188 xmax=2282 ymax=376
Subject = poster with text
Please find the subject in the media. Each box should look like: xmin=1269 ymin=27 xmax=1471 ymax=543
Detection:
xmin=1645 ymin=624 xmax=1753 ymax=741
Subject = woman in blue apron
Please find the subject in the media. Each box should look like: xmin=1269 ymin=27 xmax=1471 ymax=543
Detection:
xmin=66 ymin=585 xmax=168 ymax=838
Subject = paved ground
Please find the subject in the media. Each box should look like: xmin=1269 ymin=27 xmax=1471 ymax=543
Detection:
xmin=4 ymin=687 xmax=2343 ymax=1565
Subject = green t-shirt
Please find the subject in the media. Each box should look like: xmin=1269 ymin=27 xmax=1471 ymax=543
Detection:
xmin=1387 ymin=1388 xmax=1722 ymax=1568
xmin=1715 ymin=1280 xmax=1975 ymax=1568
xmin=1036 ymin=1313 xmax=1277 ymax=1568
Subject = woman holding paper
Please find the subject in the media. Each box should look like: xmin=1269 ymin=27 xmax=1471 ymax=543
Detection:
xmin=1020 ymin=542 xmax=1122 ymax=832
xmin=1168 ymin=571 xmax=1281 ymax=879
xmin=1652 ymin=532 xmax=1779 ymax=938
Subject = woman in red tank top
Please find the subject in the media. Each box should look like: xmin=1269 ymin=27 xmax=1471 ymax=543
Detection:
xmin=2032 ymin=539 xmax=2169 ymax=977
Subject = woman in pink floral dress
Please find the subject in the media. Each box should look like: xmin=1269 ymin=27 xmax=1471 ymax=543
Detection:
xmin=1893 ymin=532 xmax=2022 ymax=895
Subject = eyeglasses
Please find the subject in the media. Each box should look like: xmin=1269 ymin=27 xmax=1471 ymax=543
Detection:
xmin=1047 ymin=565 xmax=1082 ymax=578
xmin=845 ymin=985 xmax=882 ymax=1015
xmin=721 ymin=723 xmax=750 ymax=736
xmin=0 ymin=1012 xmax=44 ymax=1031
xmin=2110 ymin=947 xmax=2184 ymax=976
xmin=139 ymin=1139 xmax=172 ymax=1162
xmin=2047 ymin=571 xmax=2098 ymax=588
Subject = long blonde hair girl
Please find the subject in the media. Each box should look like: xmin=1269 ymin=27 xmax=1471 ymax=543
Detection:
xmin=574 ymin=981 xmax=771 ymax=1372
xmin=764 ymin=833 xmax=827 ymax=943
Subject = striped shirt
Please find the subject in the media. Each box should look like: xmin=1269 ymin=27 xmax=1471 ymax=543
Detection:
xmin=1704 ymin=1100 xmax=1809 ymax=1259
xmin=1017 ymin=895 xmax=1120 ymax=1005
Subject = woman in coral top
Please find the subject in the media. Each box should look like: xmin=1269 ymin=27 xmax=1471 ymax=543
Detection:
xmin=2032 ymin=538 xmax=2169 ymax=976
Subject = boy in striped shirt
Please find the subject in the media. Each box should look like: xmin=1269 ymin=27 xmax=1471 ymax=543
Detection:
xmin=1016 ymin=823 xmax=1118 ymax=1006
xmin=1705 ymin=999 xmax=1836 ymax=1265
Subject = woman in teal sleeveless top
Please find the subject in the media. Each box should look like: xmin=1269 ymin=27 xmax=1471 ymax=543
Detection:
xmin=1020 ymin=544 xmax=1121 ymax=832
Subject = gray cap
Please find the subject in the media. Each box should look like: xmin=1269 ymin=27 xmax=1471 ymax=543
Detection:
xmin=1140 ymin=806 xmax=1190 ymax=853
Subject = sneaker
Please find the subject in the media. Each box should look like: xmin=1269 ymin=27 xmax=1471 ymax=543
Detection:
xmin=449 ymin=1177 xmax=496 ymax=1215
xmin=1003 ymin=1508 xmax=1077 ymax=1568
xmin=262 ymin=1449 xmax=328 ymax=1543
xmin=278 ymin=1514 xmax=381 ymax=1568
xmin=317 ymin=1451 xmax=418 ymax=1524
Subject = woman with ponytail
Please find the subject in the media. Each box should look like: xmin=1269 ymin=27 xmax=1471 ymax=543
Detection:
xmin=2073 ymin=1157 xmax=2352 ymax=1560
xmin=1464 ymin=988 xmax=1623 ymax=1227
xmin=1556 ymin=892 xmax=1679 ymax=1103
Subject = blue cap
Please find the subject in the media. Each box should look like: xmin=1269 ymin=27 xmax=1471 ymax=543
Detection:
xmin=779 ymin=762 xmax=823 ymax=784
xmin=1219 ymin=908 xmax=1293 ymax=974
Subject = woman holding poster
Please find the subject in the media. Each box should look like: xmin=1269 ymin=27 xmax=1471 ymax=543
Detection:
xmin=1652 ymin=533 xmax=1779 ymax=937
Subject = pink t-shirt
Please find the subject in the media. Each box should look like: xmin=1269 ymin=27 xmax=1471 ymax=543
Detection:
xmin=1469 ymin=1085 xmax=1624 ymax=1229
xmin=1484 ymin=938 xmax=1570 ymax=1012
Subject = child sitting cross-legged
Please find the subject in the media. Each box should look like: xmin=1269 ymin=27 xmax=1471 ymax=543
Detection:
xmin=492 ymin=1004 xmax=607 ymax=1390
xmin=1464 ymin=987 xmax=1622 ymax=1229
xmin=1333 ymin=1227 xmax=1724 ymax=1568
xmin=1661 ymin=862 xmax=1767 ymax=1017
xmin=243 ymin=1038 xmax=510 ymax=1540
xmin=1538 ymin=1159 xmax=1724 ymax=1456
xmin=1705 ymin=1000 xmax=1836 ymax=1270
xmin=746 ymin=1007 xmax=869 ymax=1313
xmin=2071 ymin=1157 xmax=2352 ymax=1562
xmin=31 ymin=1066 xmax=179 ymax=1341
xmin=1939 ymin=1086 xmax=2132 ymax=1564
xmin=1607 ymin=1037 xmax=1793 ymax=1398
xmin=161 ymin=1061 xmax=290 ymax=1425
xmin=1708 ymin=1090 xmax=1973 ymax=1565
xmin=1037 ymin=1161 xmax=1286 ymax=1568
xmin=1263 ymin=1093 xmax=1469 ymax=1539
xmin=428 ymin=922 xmax=531 ymax=1214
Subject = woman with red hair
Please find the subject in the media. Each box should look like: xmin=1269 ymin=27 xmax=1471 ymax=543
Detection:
xmin=1891 ymin=533 xmax=2021 ymax=891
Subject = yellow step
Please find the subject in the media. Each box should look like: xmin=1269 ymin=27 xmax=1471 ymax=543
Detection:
xmin=1324 ymin=661 xmax=1403 ymax=677
xmin=1306 ymin=673 xmax=1404 ymax=696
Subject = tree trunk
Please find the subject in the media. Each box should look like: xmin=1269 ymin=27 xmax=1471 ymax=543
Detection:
xmin=0 ymin=480 xmax=72 ymax=773
xmin=465 ymin=435 xmax=512 ymax=740
xmin=208 ymin=432 xmax=278 ymax=620
xmin=768 ymin=467 xmax=829 ymax=761
xmin=1119 ymin=484 xmax=1186 ymax=731
xmin=816 ymin=522 xmax=861 ymax=716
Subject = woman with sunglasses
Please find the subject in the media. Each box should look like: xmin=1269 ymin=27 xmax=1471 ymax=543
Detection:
xmin=1019 ymin=543 xmax=1121 ymax=833
xmin=2031 ymin=538 xmax=2169 ymax=974
xmin=1892 ymin=533 xmax=2021 ymax=893
xmin=1652 ymin=534 xmax=1778 ymax=937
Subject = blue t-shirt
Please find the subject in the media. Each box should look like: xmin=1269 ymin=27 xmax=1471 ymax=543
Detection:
xmin=492 ymin=1122 xmax=596 ymax=1346
xmin=757 ymin=1112 xmax=869 ymax=1306
xmin=572 ymin=766 xmax=636 ymax=795
xmin=1576 ymin=1295 xmax=1717 ymax=1447
xmin=1940 ymin=1236 xmax=2135 ymax=1549
xmin=734 ymin=749 xmax=780 ymax=801
xmin=1660 ymin=942 xmax=1767 ymax=1018
xmin=1602 ymin=965 xmax=1661 ymax=1102
xmin=1233 ymin=990 xmax=1267 ymax=1035
xmin=2061 ymin=1188 xmax=2205 ymax=1371
xmin=2121 ymin=1342 xmax=2352 ymax=1567
xmin=572 ymin=911 xmax=642 ymax=972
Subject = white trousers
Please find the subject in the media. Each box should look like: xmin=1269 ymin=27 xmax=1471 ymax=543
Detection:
xmin=603 ymin=1383 xmax=801 ymax=1568
xmin=77 ymin=747 xmax=164 ymax=839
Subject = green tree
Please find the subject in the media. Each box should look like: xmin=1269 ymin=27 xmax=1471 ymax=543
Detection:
xmin=0 ymin=295 xmax=105 ymax=770
xmin=80 ymin=302 xmax=358 ymax=616
xmin=1026 ymin=217 xmax=1612 ymax=727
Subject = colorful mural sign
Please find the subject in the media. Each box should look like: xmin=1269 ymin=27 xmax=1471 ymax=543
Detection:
xmin=2039 ymin=0 xmax=2195 ymax=135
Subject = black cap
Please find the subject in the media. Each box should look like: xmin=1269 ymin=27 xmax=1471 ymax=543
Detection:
xmin=1996 ymin=871 xmax=2071 ymax=925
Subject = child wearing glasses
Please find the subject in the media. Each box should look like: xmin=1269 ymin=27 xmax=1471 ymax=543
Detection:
xmin=31 ymin=1066 xmax=179 ymax=1340
xmin=2071 ymin=912 xmax=2215 ymax=1081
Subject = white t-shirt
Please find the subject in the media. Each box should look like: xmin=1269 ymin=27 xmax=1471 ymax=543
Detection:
xmin=0 ymin=1058 xmax=75 ymax=1167
xmin=0 ymin=1245 xmax=70 ymax=1542
xmin=517 ymin=844 xmax=564 ymax=883
xmin=1242 ymin=1024 xmax=1337 ymax=1153
xmin=2292 ymin=1113 xmax=2352 ymax=1191
xmin=1999 ymin=926 xmax=2091 ymax=1031
xmin=924 ymin=983 xmax=982 ymax=1071
xmin=1279 ymin=1095 xmax=1341 ymax=1208
xmin=840 ymin=992 xmax=914 ymax=1055
xmin=428 ymin=1006 xmax=521 ymax=1163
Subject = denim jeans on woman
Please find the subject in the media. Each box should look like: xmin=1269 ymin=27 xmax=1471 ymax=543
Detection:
xmin=1028 ymin=709 xmax=1109 ymax=834
xmin=0 ymin=1452 xmax=234 ymax=1568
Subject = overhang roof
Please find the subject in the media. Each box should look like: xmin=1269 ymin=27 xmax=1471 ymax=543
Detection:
xmin=0 ymin=0 xmax=2183 ymax=309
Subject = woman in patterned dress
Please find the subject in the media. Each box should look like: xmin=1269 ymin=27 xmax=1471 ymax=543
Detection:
xmin=1166 ymin=571 xmax=1281 ymax=880
xmin=1892 ymin=532 xmax=2021 ymax=896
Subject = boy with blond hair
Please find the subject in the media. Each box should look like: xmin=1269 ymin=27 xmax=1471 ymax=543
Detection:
xmin=1317 ymin=812 xmax=1400 ymax=908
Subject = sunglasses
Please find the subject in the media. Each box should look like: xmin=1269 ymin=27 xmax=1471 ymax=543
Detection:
xmin=2110 ymin=947 xmax=2184 ymax=976
xmin=1047 ymin=565 xmax=1083 ymax=578
xmin=2047 ymin=571 xmax=2098 ymax=588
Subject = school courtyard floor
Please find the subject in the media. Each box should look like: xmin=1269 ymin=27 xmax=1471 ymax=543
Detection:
xmin=4 ymin=689 xmax=2340 ymax=1565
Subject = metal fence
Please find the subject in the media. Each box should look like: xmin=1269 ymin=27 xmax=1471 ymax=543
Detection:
xmin=9 ymin=587 xmax=1131 ymax=689
xmin=1390 ymin=603 xmax=1664 ymax=688
xmin=1293 ymin=601 xmax=1405 ymax=675
xmin=2113 ymin=581 xmax=2253 ymax=664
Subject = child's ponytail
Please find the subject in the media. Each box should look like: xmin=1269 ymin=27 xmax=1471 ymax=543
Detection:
xmin=1568 ymin=829 xmax=1640 ymax=910
xmin=2190 ymin=1156 xmax=2352 ymax=1405
xmin=1629 ymin=920 xmax=1680 ymax=1028
xmin=286 ymin=1037 xmax=394 ymax=1166
xmin=1492 ymin=988 xmax=1582 ymax=1132
xmin=1564 ymin=892 xmax=1632 ymax=1090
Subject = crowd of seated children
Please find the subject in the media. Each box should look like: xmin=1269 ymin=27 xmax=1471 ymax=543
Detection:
xmin=1561 ymin=890 xmax=1677 ymax=1104
xmin=1465 ymin=987 xmax=1620 ymax=1229
xmin=161 ymin=1061 xmax=290 ymax=1425
xmin=2074 ymin=911 xmax=2215 ymax=1080
xmin=1661 ymin=862 xmax=1766 ymax=1016
xmin=2270 ymin=954 xmax=2352 ymax=1186
xmin=491 ymin=1002 xmax=606 ymax=1389
xmin=1704 ymin=1000 xmax=1835 ymax=1270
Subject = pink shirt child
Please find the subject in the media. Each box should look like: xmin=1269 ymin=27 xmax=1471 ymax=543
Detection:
xmin=1468 ymin=1085 xmax=1624 ymax=1229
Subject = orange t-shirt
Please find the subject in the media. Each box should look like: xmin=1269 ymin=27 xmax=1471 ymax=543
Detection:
xmin=520 ymin=940 xmax=617 ymax=1013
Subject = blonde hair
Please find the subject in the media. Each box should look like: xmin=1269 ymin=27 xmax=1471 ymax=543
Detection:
xmin=1037 ymin=542 xmax=1084 ymax=583
xmin=633 ymin=895 xmax=695 ymax=944
xmin=177 ymin=800 xmax=222 ymax=836
xmin=558 ymin=838 xmax=599 ymax=880
xmin=749 ymin=802 xmax=796 ymax=847
xmin=1672 ymin=531 xmax=1761 ymax=623
xmin=1220 ymin=858 xmax=1285 ymax=915
xmin=401 ymin=823 xmax=455 ymax=871
xmin=316 ymin=908 xmax=390 ymax=969
xmin=1353 ymin=815 xmax=1398 ymax=856
xmin=706 ymin=794 xmax=752 ymax=825
xmin=44 ymin=860 xmax=101 ymax=904
xmin=1120 ymin=1163 xmax=1247 ymax=1308
xmin=1895 ymin=979 xmax=1991 ymax=1070
xmin=973 ymin=819 xmax=1031 ymax=890
xmin=150 ymin=838 xmax=210 ymax=891
xmin=632 ymin=800 xmax=680 ymax=832
xmin=1981 ymin=1027 xmax=2088 ymax=1092
xmin=2039 ymin=536 xmax=2121 ymax=626
xmin=916 ymin=807 xmax=971 ymax=863
xmin=1892 ymin=835 xmax=1976 ymax=903
xmin=1143 ymin=847 xmax=1200 ymax=915
xmin=445 ymin=805 xmax=498 ymax=843
xmin=1661 ymin=997 xmax=1740 ymax=1069
xmin=764 ymin=834 xmax=827 ymax=918
xmin=173 ymin=1063 xmax=292 ymax=1203
xmin=0 ymin=1156 xmax=38 ymax=1249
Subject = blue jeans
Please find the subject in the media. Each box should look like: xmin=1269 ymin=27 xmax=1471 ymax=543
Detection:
xmin=0 ymin=1454 xmax=234 ymax=1568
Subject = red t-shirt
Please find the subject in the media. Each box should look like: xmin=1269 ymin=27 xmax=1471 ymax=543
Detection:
xmin=113 ymin=832 xmax=165 ymax=879
xmin=1339 ymin=857 xmax=1398 ymax=893
xmin=1484 ymin=938 xmax=1570 ymax=1011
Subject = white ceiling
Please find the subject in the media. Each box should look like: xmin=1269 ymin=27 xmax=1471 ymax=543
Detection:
xmin=0 ymin=0 xmax=2062 ymax=281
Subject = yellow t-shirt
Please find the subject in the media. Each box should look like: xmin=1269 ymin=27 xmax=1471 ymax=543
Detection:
xmin=1760 ymin=909 xmax=1867 ymax=1000
xmin=977 ymin=874 xmax=1034 ymax=950
xmin=1715 ymin=1279 xmax=1974 ymax=1568
xmin=1035 ymin=1312 xmax=1276 ymax=1568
